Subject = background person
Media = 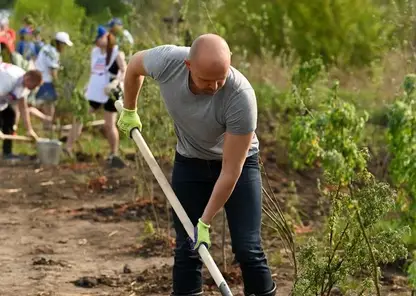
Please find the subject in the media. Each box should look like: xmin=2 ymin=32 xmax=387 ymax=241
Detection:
xmin=65 ymin=26 xmax=126 ymax=168
xmin=17 ymin=27 xmax=36 ymax=61
xmin=0 ymin=17 xmax=16 ymax=54
xmin=107 ymin=17 xmax=134 ymax=58
xmin=0 ymin=62 xmax=41 ymax=160
xmin=32 ymin=28 xmax=44 ymax=57
xmin=34 ymin=31 xmax=73 ymax=130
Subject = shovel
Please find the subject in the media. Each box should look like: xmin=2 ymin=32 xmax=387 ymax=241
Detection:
xmin=0 ymin=130 xmax=33 ymax=142
xmin=114 ymin=100 xmax=233 ymax=296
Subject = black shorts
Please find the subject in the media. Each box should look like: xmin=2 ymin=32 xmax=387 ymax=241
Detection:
xmin=88 ymin=83 xmax=123 ymax=113
xmin=89 ymin=97 xmax=117 ymax=112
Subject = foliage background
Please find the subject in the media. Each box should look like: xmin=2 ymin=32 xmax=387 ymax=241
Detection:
xmin=3 ymin=0 xmax=416 ymax=292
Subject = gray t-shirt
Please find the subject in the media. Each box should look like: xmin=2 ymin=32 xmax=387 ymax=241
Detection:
xmin=142 ymin=45 xmax=259 ymax=160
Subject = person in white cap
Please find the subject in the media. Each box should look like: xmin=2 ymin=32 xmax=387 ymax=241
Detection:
xmin=34 ymin=31 xmax=72 ymax=129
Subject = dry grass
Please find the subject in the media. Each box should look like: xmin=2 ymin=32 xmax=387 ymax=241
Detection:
xmin=233 ymin=49 xmax=416 ymax=111
xmin=232 ymin=53 xmax=292 ymax=90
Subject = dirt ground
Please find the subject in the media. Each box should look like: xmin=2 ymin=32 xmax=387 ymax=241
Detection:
xmin=0 ymin=155 xmax=411 ymax=296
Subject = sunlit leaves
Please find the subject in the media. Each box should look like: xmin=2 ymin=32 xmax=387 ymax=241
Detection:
xmin=289 ymin=60 xmax=407 ymax=295
xmin=289 ymin=75 xmax=369 ymax=185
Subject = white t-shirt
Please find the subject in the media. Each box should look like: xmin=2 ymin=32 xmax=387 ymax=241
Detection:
xmin=34 ymin=44 xmax=59 ymax=83
xmin=85 ymin=47 xmax=109 ymax=103
xmin=0 ymin=62 xmax=29 ymax=111
xmin=85 ymin=46 xmax=119 ymax=104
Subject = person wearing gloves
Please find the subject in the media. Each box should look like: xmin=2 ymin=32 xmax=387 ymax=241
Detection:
xmin=0 ymin=62 xmax=42 ymax=160
xmin=65 ymin=26 xmax=126 ymax=168
xmin=35 ymin=31 xmax=73 ymax=130
xmin=117 ymin=34 xmax=277 ymax=296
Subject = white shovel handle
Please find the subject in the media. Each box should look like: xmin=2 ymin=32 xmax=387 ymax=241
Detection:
xmin=114 ymin=100 xmax=233 ymax=296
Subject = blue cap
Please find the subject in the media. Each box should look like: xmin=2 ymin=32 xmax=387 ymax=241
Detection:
xmin=19 ymin=27 xmax=31 ymax=35
xmin=107 ymin=18 xmax=122 ymax=28
xmin=95 ymin=25 xmax=107 ymax=41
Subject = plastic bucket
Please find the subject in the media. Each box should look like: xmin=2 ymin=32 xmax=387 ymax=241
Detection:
xmin=36 ymin=138 xmax=62 ymax=165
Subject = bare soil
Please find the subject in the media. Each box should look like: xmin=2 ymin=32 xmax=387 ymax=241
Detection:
xmin=0 ymin=155 xmax=410 ymax=296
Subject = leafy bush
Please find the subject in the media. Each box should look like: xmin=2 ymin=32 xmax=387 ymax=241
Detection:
xmin=386 ymin=74 xmax=416 ymax=246
xmin=289 ymin=65 xmax=408 ymax=295
xmin=215 ymin=0 xmax=393 ymax=67
xmin=11 ymin=0 xmax=85 ymax=32
xmin=12 ymin=0 xmax=97 ymax=125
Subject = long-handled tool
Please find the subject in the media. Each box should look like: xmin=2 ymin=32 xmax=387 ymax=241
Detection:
xmin=0 ymin=130 xmax=32 ymax=141
xmin=114 ymin=100 xmax=233 ymax=296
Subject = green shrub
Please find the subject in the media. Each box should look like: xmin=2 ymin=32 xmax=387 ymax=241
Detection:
xmin=290 ymin=80 xmax=408 ymax=295
xmin=215 ymin=0 xmax=393 ymax=67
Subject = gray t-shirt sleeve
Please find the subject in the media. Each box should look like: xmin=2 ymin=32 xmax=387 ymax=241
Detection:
xmin=142 ymin=45 xmax=186 ymax=83
xmin=224 ymin=88 xmax=258 ymax=135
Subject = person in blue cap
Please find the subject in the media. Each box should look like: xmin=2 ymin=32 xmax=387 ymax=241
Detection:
xmin=65 ymin=25 xmax=127 ymax=168
xmin=107 ymin=17 xmax=134 ymax=58
xmin=32 ymin=28 xmax=44 ymax=57
xmin=17 ymin=27 xmax=36 ymax=61
xmin=107 ymin=18 xmax=123 ymax=36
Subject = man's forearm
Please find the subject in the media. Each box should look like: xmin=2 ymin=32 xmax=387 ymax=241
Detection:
xmin=124 ymin=72 xmax=145 ymax=110
xmin=200 ymin=172 xmax=240 ymax=224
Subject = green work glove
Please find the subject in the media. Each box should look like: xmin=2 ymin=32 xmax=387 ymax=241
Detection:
xmin=117 ymin=107 xmax=142 ymax=138
xmin=191 ymin=218 xmax=211 ymax=251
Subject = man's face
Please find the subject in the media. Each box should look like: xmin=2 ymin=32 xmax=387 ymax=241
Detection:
xmin=23 ymin=75 xmax=41 ymax=90
xmin=185 ymin=60 xmax=228 ymax=95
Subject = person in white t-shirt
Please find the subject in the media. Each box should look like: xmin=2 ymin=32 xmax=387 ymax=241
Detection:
xmin=0 ymin=62 xmax=42 ymax=160
xmin=35 ymin=31 xmax=73 ymax=130
xmin=65 ymin=26 xmax=126 ymax=168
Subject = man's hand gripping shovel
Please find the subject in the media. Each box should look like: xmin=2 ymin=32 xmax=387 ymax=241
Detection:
xmin=114 ymin=100 xmax=233 ymax=296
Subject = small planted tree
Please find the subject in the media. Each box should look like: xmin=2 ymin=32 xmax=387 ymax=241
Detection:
xmin=289 ymin=67 xmax=409 ymax=295
xmin=387 ymin=73 xmax=416 ymax=288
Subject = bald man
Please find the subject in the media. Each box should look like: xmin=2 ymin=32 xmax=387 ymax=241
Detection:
xmin=117 ymin=34 xmax=277 ymax=296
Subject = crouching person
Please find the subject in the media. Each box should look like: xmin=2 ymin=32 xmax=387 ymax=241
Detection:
xmin=0 ymin=62 xmax=41 ymax=160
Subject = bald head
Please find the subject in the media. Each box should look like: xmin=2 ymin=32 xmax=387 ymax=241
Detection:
xmin=185 ymin=34 xmax=231 ymax=95
xmin=188 ymin=34 xmax=231 ymax=69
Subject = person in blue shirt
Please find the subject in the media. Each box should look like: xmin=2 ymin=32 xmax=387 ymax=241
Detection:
xmin=32 ymin=28 xmax=44 ymax=57
xmin=17 ymin=27 xmax=36 ymax=61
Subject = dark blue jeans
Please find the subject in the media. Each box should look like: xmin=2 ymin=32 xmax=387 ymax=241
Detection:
xmin=171 ymin=151 xmax=274 ymax=295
